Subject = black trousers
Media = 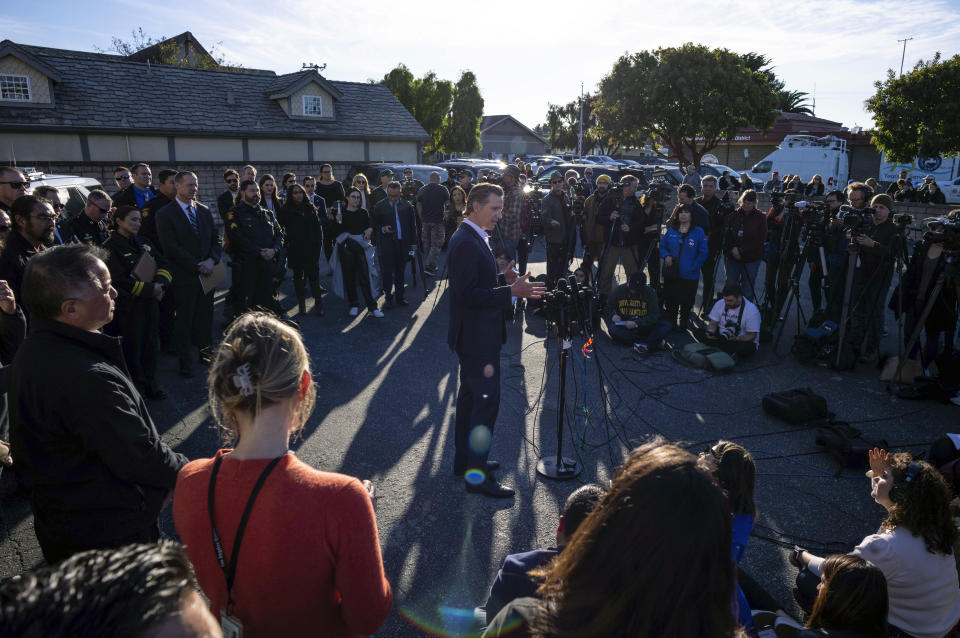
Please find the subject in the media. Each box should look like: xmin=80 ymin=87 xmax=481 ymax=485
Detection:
xmin=158 ymin=287 xmax=176 ymax=351
xmin=172 ymin=281 xmax=213 ymax=360
xmin=379 ymin=240 xmax=406 ymax=302
xmin=546 ymin=242 xmax=567 ymax=288
xmin=517 ymin=236 xmax=530 ymax=277
xmin=35 ymin=516 xmax=160 ymax=565
xmin=235 ymin=258 xmax=274 ymax=314
xmin=664 ymin=277 xmax=699 ymax=329
xmin=700 ymin=333 xmax=758 ymax=358
xmin=701 ymin=247 xmax=721 ymax=311
xmin=290 ymin=258 xmax=323 ymax=307
xmin=635 ymin=237 xmax=661 ymax=288
xmin=454 ymin=352 xmax=501 ymax=476
xmin=119 ymin=299 xmax=160 ymax=389
xmin=339 ymin=241 xmax=376 ymax=310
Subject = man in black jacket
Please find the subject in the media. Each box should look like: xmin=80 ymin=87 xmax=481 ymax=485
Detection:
xmin=597 ymin=176 xmax=641 ymax=304
xmin=112 ymin=163 xmax=155 ymax=210
xmin=696 ymin=176 xmax=725 ymax=312
xmin=373 ymin=182 xmax=417 ymax=308
xmin=0 ymin=195 xmax=56 ymax=303
xmin=60 ymin=189 xmax=111 ymax=245
xmin=156 ymin=171 xmax=222 ymax=377
xmin=225 ymin=180 xmax=283 ymax=315
xmin=217 ymin=169 xmax=240 ymax=218
xmin=140 ymin=170 xmax=178 ymax=250
xmin=10 ymin=243 xmax=186 ymax=564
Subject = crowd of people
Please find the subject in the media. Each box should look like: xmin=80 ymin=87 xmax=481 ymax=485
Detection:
xmin=0 ymin=154 xmax=957 ymax=635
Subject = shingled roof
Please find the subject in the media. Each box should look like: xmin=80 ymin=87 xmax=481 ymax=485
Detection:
xmin=0 ymin=40 xmax=429 ymax=142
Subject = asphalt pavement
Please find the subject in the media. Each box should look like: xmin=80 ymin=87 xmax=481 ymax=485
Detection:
xmin=0 ymin=239 xmax=955 ymax=637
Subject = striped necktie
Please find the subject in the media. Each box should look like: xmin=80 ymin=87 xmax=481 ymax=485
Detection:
xmin=185 ymin=204 xmax=199 ymax=236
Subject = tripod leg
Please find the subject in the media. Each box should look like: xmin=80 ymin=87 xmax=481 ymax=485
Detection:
xmin=895 ymin=278 xmax=945 ymax=382
xmin=834 ymin=253 xmax=858 ymax=368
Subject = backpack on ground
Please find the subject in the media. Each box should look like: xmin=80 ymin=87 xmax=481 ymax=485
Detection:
xmin=677 ymin=343 xmax=736 ymax=372
xmin=815 ymin=423 xmax=888 ymax=469
xmin=761 ymin=388 xmax=831 ymax=426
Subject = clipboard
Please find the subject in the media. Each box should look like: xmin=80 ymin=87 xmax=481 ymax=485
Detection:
xmin=200 ymin=260 xmax=228 ymax=295
xmin=132 ymin=251 xmax=157 ymax=282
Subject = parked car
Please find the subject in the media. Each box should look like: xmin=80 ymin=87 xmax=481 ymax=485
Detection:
xmin=698 ymin=163 xmax=742 ymax=180
xmin=584 ymin=154 xmax=629 ymax=168
xmin=534 ymin=164 xmax=649 ymax=190
xmin=435 ymin=160 xmax=507 ymax=183
xmin=22 ymin=168 xmax=103 ymax=222
xmin=348 ymin=162 xmax=445 ymax=187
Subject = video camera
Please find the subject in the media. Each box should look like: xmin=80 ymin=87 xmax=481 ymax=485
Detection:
xmin=567 ymin=177 xmax=589 ymax=217
xmin=479 ymin=170 xmax=503 ymax=186
xmin=924 ymin=216 xmax=960 ymax=251
xmin=796 ymin=200 xmax=828 ymax=226
xmin=541 ymin=276 xmax=595 ymax=337
xmin=838 ymin=205 xmax=875 ymax=234
xmin=400 ymin=176 xmax=420 ymax=202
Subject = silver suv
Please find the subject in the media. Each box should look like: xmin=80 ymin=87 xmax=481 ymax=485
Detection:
xmin=22 ymin=167 xmax=103 ymax=222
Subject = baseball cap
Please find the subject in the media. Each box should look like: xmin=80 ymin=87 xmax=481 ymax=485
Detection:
xmin=379 ymin=168 xmax=394 ymax=178
xmin=628 ymin=271 xmax=647 ymax=289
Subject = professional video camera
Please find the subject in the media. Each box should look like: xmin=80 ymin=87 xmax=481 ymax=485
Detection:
xmin=923 ymin=216 xmax=960 ymax=251
xmin=400 ymin=177 xmax=420 ymax=202
xmin=796 ymin=200 xmax=828 ymax=226
xmin=479 ymin=170 xmax=503 ymax=186
xmin=893 ymin=213 xmax=914 ymax=229
xmin=567 ymin=177 xmax=589 ymax=217
xmin=523 ymin=184 xmax=544 ymax=236
xmin=541 ymin=276 xmax=595 ymax=337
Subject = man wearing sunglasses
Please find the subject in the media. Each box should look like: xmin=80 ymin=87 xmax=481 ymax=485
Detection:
xmin=61 ymin=190 xmax=112 ymax=246
xmin=112 ymin=166 xmax=132 ymax=199
xmin=0 ymin=195 xmax=57 ymax=303
xmin=113 ymin=163 xmax=154 ymax=210
xmin=0 ymin=167 xmax=28 ymax=216
xmin=31 ymin=185 xmax=66 ymax=246
xmin=217 ymin=169 xmax=240 ymax=219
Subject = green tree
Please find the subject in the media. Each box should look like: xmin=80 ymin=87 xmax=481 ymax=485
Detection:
xmin=545 ymin=93 xmax=621 ymax=155
xmin=444 ymin=71 xmax=484 ymax=154
xmin=596 ymin=43 xmax=780 ymax=168
xmin=866 ymin=53 xmax=960 ymax=163
xmin=380 ymin=65 xmax=455 ymax=154
xmin=96 ymin=28 xmax=241 ymax=71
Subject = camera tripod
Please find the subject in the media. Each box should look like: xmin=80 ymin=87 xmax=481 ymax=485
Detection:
xmin=890 ymin=250 xmax=960 ymax=386
xmin=771 ymin=235 xmax=831 ymax=350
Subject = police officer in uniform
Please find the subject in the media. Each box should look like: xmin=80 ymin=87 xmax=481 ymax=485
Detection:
xmin=62 ymin=190 xmax=112 ymax=245
xmin=140 ymin=169 xmax=178 ymax=249
xmin=225 ymin=179 xmax=283 ymax=315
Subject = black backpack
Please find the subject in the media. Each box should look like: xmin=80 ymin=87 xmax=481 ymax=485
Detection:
xmin=815 ymin=423 xmax=889 ymax=470
xmin=762 ymin=388 xmax=831 ymax=426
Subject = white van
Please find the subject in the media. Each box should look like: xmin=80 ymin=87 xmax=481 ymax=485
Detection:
xmin=747 ymin=135 xmax=849 ymax=190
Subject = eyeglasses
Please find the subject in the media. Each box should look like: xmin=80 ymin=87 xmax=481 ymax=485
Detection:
xmin=0 ymin=181 xmax=27 ymax=189
xmin=116 ymin=174 xmax=131 ymax=181
xmin=226 ymin=179 xmax=238 ymax=184
xmin=49 ymin=202 xmax=64 ymax=211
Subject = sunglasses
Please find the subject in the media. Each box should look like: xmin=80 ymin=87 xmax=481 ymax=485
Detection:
xmin=226 ymin=178 xmax=239 ymax=184
xmin=0 ymin=181 xmax=27 ymax=189
xmin=116 ymin=174 xmax=131 ymax=181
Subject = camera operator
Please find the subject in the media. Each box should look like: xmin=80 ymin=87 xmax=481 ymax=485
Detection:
xmin=497 ymin=165 xmax=524 ymax=271
xmin=700 ymin=283 xmax=762 ymax=359
xmin=841 ymin=193 xmax=902 ymax=365
xmin=764 ymin=171 xmax=783 ymax=193
xmin=821 ymin=189 xmax=850 ymax=319
xmin=541 ymin=172 xmax=572 ymax=287
xmin=891 ymin=211 xmax=958 ymax=370
xmin=677 ymin=184 xmax=710 ymax=234
xmin=633 ymin=190 xmax=664 ymax=291
xmin=581 ymin=174 xmax=613 ymax=283
xmin=605 ymin=271 xmax=671 ymax=353
xmin=597 ymin=175 xmax=642 ymax=306
xmin=723 ymin=190 xmax=766 ymax=302
xmin=697 ymin=176 xmax=726 ymax=311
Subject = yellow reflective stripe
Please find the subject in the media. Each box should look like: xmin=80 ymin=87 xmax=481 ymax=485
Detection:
xmin=131 ymin=280 xmax=144 ymax=296
xmin=156 ymin=269 xmax=172 ymax=283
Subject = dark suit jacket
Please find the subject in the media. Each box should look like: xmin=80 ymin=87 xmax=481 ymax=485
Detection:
xmin=217 ymin=190 xmax=236 ymax=217
xmin=372 ymin=199 xmax=417 ymax=247
xmin=155 ymin=199 xmax=221 ymax=286
xmin=112 ymin=184 xmax=154 ymax=210
xmin=446 ymin=222 xmax=511 ymax=357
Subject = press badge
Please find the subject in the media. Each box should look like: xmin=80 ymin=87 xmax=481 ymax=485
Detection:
xmin=221 ymin=611 xmax=243 ymax=638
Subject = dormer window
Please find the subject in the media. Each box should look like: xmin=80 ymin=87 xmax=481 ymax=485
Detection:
xmin=0 ymin=74 xmax=30 ymax=101
xmin=303 ymin=95 xmax=323 ymax=117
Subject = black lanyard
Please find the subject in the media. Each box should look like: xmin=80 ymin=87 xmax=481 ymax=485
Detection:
xmin=207 ymin=453 xmax=285 ymax=613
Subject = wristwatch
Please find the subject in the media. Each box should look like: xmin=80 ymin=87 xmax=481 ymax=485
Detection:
xmin=789 ymin=545 xmax=806 ymax=569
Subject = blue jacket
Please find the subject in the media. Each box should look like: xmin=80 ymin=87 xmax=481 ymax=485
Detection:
xmin=660 ymin=226 xmax=708 ymax=280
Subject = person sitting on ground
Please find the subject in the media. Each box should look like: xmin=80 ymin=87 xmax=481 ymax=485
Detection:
xmin=173 ymin=312 xmax=392 ymax=637
xmin=700 ymin=283 xmax=762 ymax=359
xmin=791 ymin=449 xmax=960 ymax=638
xmin=757 ymin=554 xmax=890 ymax=638
xmin=0 ymin=541 xmax=222 ymax=637
xmin=484 ymin=483 xmax=606 ymax=624
xmin=699 ymin=441 xmax=758 ymax=631
xmin=605 ymin=270 xmax=671 ymax=354
xmin=482 ymin=437 xmax=745 ymax=638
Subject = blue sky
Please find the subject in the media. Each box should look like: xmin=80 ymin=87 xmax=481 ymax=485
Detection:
xmin=6 ymin=0 xmax=960 ymax=133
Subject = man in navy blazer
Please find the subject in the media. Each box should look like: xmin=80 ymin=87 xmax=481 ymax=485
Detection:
xmin=447 ymin=183 xmax=545 ymax=498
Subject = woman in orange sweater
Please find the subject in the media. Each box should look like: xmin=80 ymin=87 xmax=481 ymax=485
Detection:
xmin=173 ymin=312 xmax=392 ymax=637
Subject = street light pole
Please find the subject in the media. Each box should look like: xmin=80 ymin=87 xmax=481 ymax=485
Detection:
xmin=898 ymin=37 xmax=913 ymax=76
xmin=577 ymin=82 xmax=584 ymax=159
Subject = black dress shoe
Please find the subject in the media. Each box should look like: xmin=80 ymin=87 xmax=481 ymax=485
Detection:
xmin=465 ymin=478 xmax=515 ymax=498
xmin=452 ymin=461 xmax=500 ymax=477
xmin=383 ymin=299 xmax=395 ymax=310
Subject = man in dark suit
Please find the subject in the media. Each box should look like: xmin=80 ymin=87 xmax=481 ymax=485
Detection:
xmin=447 ymin=183 xmax=545 ymax=498
xmin=156 ymin=171 xmax=221 ymax=377
xmin=372 ymin=181 xmax=417 ymax=309
xmin=112 ymin=163 xmax=155 ymax=210
xmin=217 ymin=169 xmax=239 ymax=218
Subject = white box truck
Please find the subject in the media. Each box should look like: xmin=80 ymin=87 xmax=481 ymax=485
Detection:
xmin=746 ymin=135 xmax=849 ymax=190
xmin=879 ymin=155 xmax=960 ymax=204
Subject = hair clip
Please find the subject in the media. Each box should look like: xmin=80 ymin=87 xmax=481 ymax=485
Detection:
xmin=232 ymin=363 xmax=255 ymax=397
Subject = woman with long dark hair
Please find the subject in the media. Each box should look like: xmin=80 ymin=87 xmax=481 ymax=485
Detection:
xmin=103 ymin=205 xmax=172 ymax=400
xmin=660 ymin=203 xmax=708 ymax=331
xmin=800 ymin=555 xmax=890 ymax=637
xmin=277 ymin=184 xmax=324 ymax=317
xmin=259 ymin=174 xmax=281 ymax=213
xmin=332 ymin=187 xmax=382 ymax=318
xmin=793 ymin=450 xmax=960 ymax=638
xmin=484 ymin=438 xmax=744 ymax=637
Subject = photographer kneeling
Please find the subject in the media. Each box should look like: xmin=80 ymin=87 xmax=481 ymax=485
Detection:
xmin=699 ymin=283 xmax=762 ymax=359
xmin=605 ymin=271 xmax=671 ymax=354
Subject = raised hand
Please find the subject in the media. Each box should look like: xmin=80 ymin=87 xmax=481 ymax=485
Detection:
xmin=510 ymin=272 xmax=546 ymax=299
xmin=0 ymin=280 xmax=15 ymax=315
xmin=868 ymin=447 xmax=892 ymax=477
